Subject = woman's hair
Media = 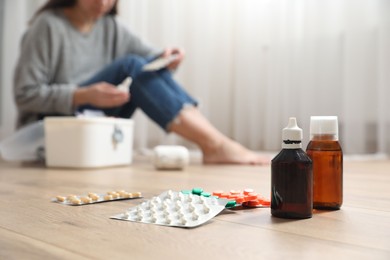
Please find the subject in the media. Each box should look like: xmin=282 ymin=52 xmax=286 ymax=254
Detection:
xmin=30 ymin=0 xmax=118 ymax=24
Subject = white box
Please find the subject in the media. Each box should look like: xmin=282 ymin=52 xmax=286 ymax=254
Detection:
xmin=44 ymin=117 xmax=134 ymax=168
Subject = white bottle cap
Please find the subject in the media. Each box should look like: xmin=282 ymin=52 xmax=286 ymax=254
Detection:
xmin=310 ymin=116 xmax=339 ymax=140
xmin=282 ymin=117 xmax=302 ymax=149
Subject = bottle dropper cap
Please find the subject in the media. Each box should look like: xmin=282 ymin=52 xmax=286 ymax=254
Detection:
xmin=282 ymin=117 xmax=302 ymax=149
xmin=310 ymin=116 xmax=339 ymax=140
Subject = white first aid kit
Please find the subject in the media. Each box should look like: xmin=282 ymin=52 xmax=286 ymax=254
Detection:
xmin=44 ymin=117 xmax=134 ymax=168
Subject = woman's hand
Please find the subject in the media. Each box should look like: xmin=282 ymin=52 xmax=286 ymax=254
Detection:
xmin=73 ymin=82 xmax=130 ymax=108
xmin=162 ymin=47 xmax=185 ymax=70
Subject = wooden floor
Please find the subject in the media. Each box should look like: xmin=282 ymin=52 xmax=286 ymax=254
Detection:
xmin=0 ymin=156 xmax=389 ymax=259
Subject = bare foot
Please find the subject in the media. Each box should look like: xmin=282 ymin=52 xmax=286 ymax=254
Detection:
xmin=202 ymin=139 xmax=270 ymax=165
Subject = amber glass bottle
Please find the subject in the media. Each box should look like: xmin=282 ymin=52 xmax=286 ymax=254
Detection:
xmin=271 ymin=118 xmax=313 ymax=219
xmin=306 ymin=116 xmax=343 ymax=210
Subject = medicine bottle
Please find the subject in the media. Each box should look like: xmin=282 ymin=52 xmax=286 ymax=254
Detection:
xmin=306 ymin=116 xmax=343 ymax=210
xmin=271 ymin=117 xmax=313 ymax=219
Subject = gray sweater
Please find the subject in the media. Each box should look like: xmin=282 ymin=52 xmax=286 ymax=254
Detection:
xmin=14 ymin=9 xmax=160 ymax=128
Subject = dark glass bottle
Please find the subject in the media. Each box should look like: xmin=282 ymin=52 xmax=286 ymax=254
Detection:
xmin=271 ymin=118 xmax=313 ymax=219
xmin=306 ymin=116 xmax=343 ymax=210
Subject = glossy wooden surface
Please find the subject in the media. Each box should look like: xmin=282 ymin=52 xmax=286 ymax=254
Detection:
xmin=0 ymin=158 xmax=389 ymax=259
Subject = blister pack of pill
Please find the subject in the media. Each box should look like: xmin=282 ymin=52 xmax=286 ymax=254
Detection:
xmin=111 ymin=190 xmax=228 ymax=228
xmin=180 ymin=187 xmax=270 ymax=208
xmin=142 ymin=54 xmax=179 ymax=72
xmin=117 ymin=77 xmax=132 ymax=93
xmin=53 ymin=191 xmax=142 ymax=206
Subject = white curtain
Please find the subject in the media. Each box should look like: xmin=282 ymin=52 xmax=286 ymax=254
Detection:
xmin=1 ymin=0 xmax=389 ymax=155
xmin=0 ymin=0 xmax=43 ymax=138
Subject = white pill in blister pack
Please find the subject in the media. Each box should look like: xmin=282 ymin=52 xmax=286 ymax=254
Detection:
xmin=111 ymin=190 xmax=228 ymax=228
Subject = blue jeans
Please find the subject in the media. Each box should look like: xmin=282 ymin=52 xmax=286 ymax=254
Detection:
xmin=79 ymin=55 xmax=198 ymax=130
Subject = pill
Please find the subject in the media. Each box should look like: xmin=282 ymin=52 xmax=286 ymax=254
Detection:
xmin=192 ymin=188 xmax=203 ymax=195
xmin=87 ymin=193 xmax=99 ymax=200
xmin=212 ymin=190 xmax=224 ymax=197
xmin=70 ymin=198 xmax=81 ymax=205
xmin=228 ymin=194 xmax=240 ymax=199
xmin=180 ymin=218 xmax=187 ymax=225
xmin=186 ymin=195 xmax=193 ymax=203
xmin=192 ymin=212 xmax=199 ymax=220
xmin=167 ymin=190 xmax=174 ymax=198
xmin=198 ymin=196 xmax=206 ymax=204
xmin=150 ymin=208 xmax=158 ymax=215
xmin=129 ymin=192 xmax=141 ymax=198
xmin=225 ymin=200 xmax=236 ymax=208
xmin=154 ymin=197 xmax=162 ymax=203
xmin=181 ymin=190 xmax=192 ymax=195
xmin=150 ymin=216 xmax=157 ymax=223
xmin=261 ymin=200 xmax=271 ymax=206
xmin=90 ymin=194 xmax=99 ymax=201
xmin=117 ymin=190 xmax=128 ymax=197
xmin=201 ymin=192 xmax=211 ymax=197
xmin=163 ymin=209 xmax=170 ymax=217
xmin=80 ymin=197 xmax=92 ymax=204
xmin=243 ymin=200 xmax=262 ymax=207
xmin=177 ymin=211 xmax=185 ymax=219
xmin=188 ymin=204 xmax=196 ymax=213
xmin=66 ymin=195 xmax=77 ymax=201
xmin=175 ymin=202 xmax=183 ymax=211
xmin=120 ymin=192 xmax=130 ymax=198
xmin=104 ymin=194 xmax=113 ymax=200
xmin=56 ymin=196 xmax=66 ymax=202
xmin=230 ymin=190 xmax=242 ymax=195
xmin=243 ymin=193 xmax=258 ymax=202
xmin=235 ymin=196 xmax=245 ymax=204
xmin=243 ymin=188 xmax=254 ymax=195
xmin=159 ymin=211 xmax=166 ymax=219
xmin=178 ymin=193 xmax=185 ymax=201
xmin=219 ymin=192 xmax=230 ymax=198
xmin=162 ymin=201 xmax=170 ymax=210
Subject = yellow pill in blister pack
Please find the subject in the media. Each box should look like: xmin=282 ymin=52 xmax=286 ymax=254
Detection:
xmin=118 ymin=191 xmax=129 ymax=198
xmin=80 ymin=197 xmax=92 ymax=204
xmin=104 ymin=194 xmax=113 ymax=201
xmin=70 ymin=198 xmax=81 ymax=205
xmin=66 ymin=195 xmax=77 ymax=201
xmin=56 ymin=196 xmax=66 ymax=202
xmin=53 ymin=190 xmax=142 ymax=206
xmin=132 ymin=192 xmax=142 ymax=198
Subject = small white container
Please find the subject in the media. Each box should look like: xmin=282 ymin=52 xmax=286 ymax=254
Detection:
xmin=44 ymin=117 xmax=134 ymax=168
xmin=153 ymin=145 xmax=189 ymax=170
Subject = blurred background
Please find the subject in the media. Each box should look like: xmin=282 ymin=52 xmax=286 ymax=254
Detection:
xmin=0 ymin=0 xmax=389 ymax=156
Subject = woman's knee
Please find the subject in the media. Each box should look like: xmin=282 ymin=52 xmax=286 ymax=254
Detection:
xmin=120 ymin=54 xmax=147 ymax=72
